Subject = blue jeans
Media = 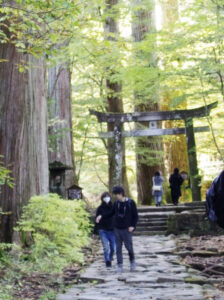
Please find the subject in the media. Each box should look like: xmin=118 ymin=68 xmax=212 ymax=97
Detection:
xmin=155 ymin=195 xmax=162 ymax=205
xmin=98 ymin=230 xmax=115 ymax=262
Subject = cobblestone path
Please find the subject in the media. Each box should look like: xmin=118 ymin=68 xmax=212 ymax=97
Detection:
xmin=57 ymin=235 xmax=224 ymax=300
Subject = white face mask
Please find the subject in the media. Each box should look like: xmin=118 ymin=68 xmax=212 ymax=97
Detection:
xmin=103 ymin=196 xmax=111 ymax=204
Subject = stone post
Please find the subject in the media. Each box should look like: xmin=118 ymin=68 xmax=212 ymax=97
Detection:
xmin=185 ymin=117 xmax=201 ymax=202
xmin=113 ymin=121 xmax=123 ymax=187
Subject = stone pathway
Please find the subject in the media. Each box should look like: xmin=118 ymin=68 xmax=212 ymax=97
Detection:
xmin=57 ymin=235 xmax=224 ymax=300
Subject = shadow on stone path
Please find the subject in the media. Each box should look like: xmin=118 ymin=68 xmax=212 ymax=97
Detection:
xmin=57 ymin=235 xmax=224 ymax=300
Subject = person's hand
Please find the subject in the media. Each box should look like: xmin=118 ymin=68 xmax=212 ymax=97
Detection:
xmin=128 ymin=226 xmax=135 ymax=233
xmin=96 ymin=215 xmax=102 ymax=223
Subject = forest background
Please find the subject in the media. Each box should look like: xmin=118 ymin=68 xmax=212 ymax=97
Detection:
xmin=0 ymin=0 xmax=224 ymax=298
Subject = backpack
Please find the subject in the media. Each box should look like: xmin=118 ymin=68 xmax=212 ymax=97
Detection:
xmin=115 ymin=198 xmax=133 ymax=214
xmin=206 ymin=176 xmax=224 ymax=228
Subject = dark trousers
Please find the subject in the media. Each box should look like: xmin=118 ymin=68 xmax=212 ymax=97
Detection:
xmin=172 ymin=196 xmax=179 ymax=205
xmin=171 ymin=191 xmax=180 ymax=205
xmin=114 ymin=228 xmax=135 ymax=266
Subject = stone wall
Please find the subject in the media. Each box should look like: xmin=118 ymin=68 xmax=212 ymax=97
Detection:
xmin=167 ymin=212 xmax=224 ymax=236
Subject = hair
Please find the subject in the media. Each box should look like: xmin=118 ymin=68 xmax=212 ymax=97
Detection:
xmin=100 ymin=191 xmax=111 ymax=202
xmin=155 ymin=171 xmax=160 ymax=177
xmin=174 ymin=168 xmax=179 ymax=174
xmin=112 ymin=186 xmax=125 ymax=196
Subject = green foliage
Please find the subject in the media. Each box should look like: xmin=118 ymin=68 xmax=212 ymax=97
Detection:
xmin=0 ymin=156 xmax=14 ymax=190
xmin=16 ymin=194 xmax=92 ymax=272
xmin=1 ymin=0 xmax=223 ymax=201
xmin=0 ymin=194 xmax=92 ymax=298
xmin=39 ymin=291 xmax=57 ymax=300
xmin=70 ymin=0 xmax=224 ymax=198
xmin=0 ymin=0 xmax=82 ymax=57
xmin=0 ymin=156 xmax=14 ymax=218
xmin=180 ymin=181 xmax=192 ymax=203
xmin=0 ymin=243 xmax=12 ymax=264
xmin=157 ymin=0 xmax=224 ymax=165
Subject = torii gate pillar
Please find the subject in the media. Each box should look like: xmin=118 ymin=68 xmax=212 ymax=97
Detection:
xmin=185 ymin=118 xmax=201 ymax=202
xmin=90 ymin=101 xmax=217 ymax=203
xmin=113 ymin=121 xmax=123 ymax=187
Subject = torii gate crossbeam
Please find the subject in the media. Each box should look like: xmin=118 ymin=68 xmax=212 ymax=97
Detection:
xmin=90 ymin=102 xmax=218 ymax=202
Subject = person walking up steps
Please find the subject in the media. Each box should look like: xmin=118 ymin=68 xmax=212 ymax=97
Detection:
xmin=169 ymin=168 xmax=184 ymax=206
xmin=93 ymin=192 xmax=115 ymax=269
xmin=96 ymin=186 xmax=138 ymax=273
xmin=152 ymin=171 xmax=164 ymax=207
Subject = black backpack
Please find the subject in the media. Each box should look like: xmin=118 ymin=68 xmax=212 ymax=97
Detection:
xmin=206 ymin=175 xmax=224 ymax=229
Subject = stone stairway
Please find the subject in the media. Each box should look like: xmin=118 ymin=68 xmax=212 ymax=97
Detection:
xmin=135 ymin=201 xmax=206 ymax=236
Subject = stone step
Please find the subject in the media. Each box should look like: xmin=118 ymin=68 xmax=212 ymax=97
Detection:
xmin=138 ymin=212 xmax=171 ymax=218
xmin=138 ymin=203 xmax=205 ymax=213
xmin=134 ymin=202 xmax=206 ymax=237
xmin=136 ymin=226 xmax=167 ymax=232
xmin=139 ymin=210 xmax=204 ymax=217
xmin=138 ymin=220 xmax=167 ymax=224
xmin=138 ymin=211 xmax=205 ymax=219
xmin=137 ymin=221 xmax=167 ymax=227
xmin=184 ymin=201 xmax=206 ymax=207
xmin=138 ymin=216 xmax=168 ymax=220
xmin=134 ymin=230 xmax=167 ymax=236
xmin=138 ymin=219 xmax=167 ymax=222
xmin=139 ymin=215 xmax=168 ymax=219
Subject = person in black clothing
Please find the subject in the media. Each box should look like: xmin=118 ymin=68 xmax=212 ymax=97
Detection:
xmin=206 ymin=170 xmax=224 ymax=229
xmin=96 ymin=186 xmax=138 ymax=273
xmin=93 ymin=192 xmax=115 ymax=268
xmin=169 ymin=168 xmax=184 ymax=206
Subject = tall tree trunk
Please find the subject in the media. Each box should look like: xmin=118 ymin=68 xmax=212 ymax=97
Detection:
xmin=48 ymin=63 xmax=78 ymax=190
xmin=161 ymin=0 xmax=179 ymax=28
xmin=161 ymin=0 xmax=188 ymax=177
xmin=0 ymin=44 xmax=49 ymax=242
xmin=132 ymin=0 xmax=164 ymax=205
xmin=104 ymin=0 xmax=130 ymax=196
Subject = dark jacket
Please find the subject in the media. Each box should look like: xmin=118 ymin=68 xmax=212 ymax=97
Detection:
xmin=207 ymin=170 xmax=224 ymax=228
xmin=93 ymin=202 xmax=114 ymax=234
xmin=169 ymin=173 xmax=184 ymax=197
xmin=101 ymin=198 xmax=138 ymax=230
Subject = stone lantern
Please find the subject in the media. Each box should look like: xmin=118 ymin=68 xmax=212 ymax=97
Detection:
xmin=49 ymin=161 xmax=73 ymax=198
xmin=67 ymin=184 xmax=83 ymax=200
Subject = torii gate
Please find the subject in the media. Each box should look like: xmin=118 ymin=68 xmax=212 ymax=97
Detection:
xmin=90 ymin=101 xmax=217 ymax=202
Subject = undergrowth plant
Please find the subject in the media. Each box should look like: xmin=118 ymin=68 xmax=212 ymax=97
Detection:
xmin=16 ymin=193 xmax=92 ymax=272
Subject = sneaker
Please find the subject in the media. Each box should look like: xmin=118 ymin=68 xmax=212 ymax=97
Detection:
xmin=106 ymin=261 xmax=112 ymax=268
xmin=117 ymin=264 xmax=123 ymax=273
xmin=130 ymin=261 xmax=136 ymax=272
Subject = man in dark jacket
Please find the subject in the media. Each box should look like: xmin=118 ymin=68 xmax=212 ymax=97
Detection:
xmin=169 ymin=168 xmax=184 ymax=205
xmin=96 ymin=186 xmax=138 ymax=273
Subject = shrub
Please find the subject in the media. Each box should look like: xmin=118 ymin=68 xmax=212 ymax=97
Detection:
xmin=16 ymin=194 xmax=92 ymax=272
xmin=0 ymin=156 xmax=14 ymax=189
xmin=201 ymin=180 xmax=213 ymax=200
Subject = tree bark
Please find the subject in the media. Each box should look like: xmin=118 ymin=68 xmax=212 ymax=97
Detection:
xmin=104 ymin=0 xmax=130 ymax=195
xmin=161 ymin=0 xmax=188 ymax=177
xmin=48 ymin=63 xmax=78 ymax=190
xmin=132 ymin=1 xmax=164 ymax=205
xmin=0 ymin=44 xmax=49 ymax=242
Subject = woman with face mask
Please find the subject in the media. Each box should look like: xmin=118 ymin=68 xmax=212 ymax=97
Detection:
xmin=93 ymin=192 xmax=115 ymax=268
